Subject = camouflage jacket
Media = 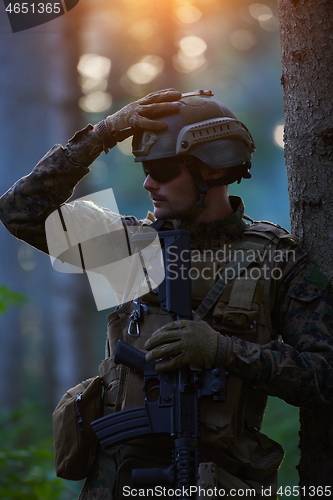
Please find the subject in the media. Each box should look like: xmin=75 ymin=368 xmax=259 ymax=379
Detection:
xmin=1 ymin=125 xmax=333 ymax=413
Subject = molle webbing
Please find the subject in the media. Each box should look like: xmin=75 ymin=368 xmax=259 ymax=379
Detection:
xmin=195 ymin=249 xmax=258 ymax=319
xmin=228 ymin=277 xmax=264 ymax=310
xmin=195 ymin=220 xmax=292 ymax=338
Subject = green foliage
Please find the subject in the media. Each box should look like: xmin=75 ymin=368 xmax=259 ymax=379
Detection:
xmin=0 ymin=285 xmax=27 ymax=314
xmin=262 ymin=396 xmax=300 ymax=496
xmin=0 ymin=403 xmax=81 ymax=500
xmin=0 ymin=289 xmax=80 ymax=499
xmin=0 ymin=447 xmax=64 ymax=500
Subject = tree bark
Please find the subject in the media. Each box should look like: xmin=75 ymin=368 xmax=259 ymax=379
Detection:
xmin=278 ymin=0 xmax=333 ymax=494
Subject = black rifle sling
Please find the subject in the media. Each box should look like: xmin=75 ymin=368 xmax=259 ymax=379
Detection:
xmin=150 ymin=218 xmax=168 ymax=231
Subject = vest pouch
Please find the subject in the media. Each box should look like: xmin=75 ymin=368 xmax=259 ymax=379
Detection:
xmin=213 ymin=466 xmax=278 ymax=499
xmin=53 ymin=376 xmax=104 ymax=480
xmin=105 ymin=301 xmax=174 ymax=412
xmin=228 ymin=429 xmax=284 ymax=482
xmin=103 ymin=304 xmax=134 ymax=415
xmin=99 ymin=357 xmax=120 ymax=415
xmin=106 ymin=302 xmax=133 ymax=356
xmin=106 ymin=301 xmax=173 ymax=354
xmin=98 ymin=442 xmax=173 ymax=499
xmin=222 ymin=309 xmax=258 ymax=331
xmin=212 ymin=277 xmax=265 ymax=342
xmin=201 ymin=428 xmax=283 ymax=484
xmin=200 ymin=373 xmax=245 ymax=450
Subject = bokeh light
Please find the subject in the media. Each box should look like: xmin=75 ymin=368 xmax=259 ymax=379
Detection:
xmin=79 ymin=91 xmax=113 ymax=113
xmin=176 ymin=5 xmax=202 ymax=23
xmin=81 ymin=77 xmax=108 ymax=95
xmin=173 ymin=52 xmax=206 ymax=73
xmin=274 ymin=124 xmax=285 ymax=149
xmin=175 ymin=0 xmax=197 ymax=5
xmin=126 ymin=55 xmax=164 ymax=85
xmin=127 ymin=18 xmax=158 ymax=41
xmin=77 ymin=53 xmax=111 ymax=79
xmin=78 ymin=53 xmax=112 ymax=113
xmin=259 ymin=16 xmax=279 ymax=32
xmin=230 ymin=29 xmax=258 ymax=50
xmin=249 ymin=3 xmax=273 ymax=21
xmin=179 ymin=35 xmax=207 ymax=57
xmin=18 ymin=244 xmax=37 ymax=271
xmin=173 ymin=35 xmax=207 ymax=73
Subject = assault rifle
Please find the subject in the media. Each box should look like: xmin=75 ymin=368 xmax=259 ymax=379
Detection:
xmin=91 ymin=230 xmax=227 ymax=498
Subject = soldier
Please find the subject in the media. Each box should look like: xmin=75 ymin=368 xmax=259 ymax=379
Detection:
xmin=1 ymin=89 xmax=333 ymax=500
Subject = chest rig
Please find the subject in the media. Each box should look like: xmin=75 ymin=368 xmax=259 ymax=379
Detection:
xmin=99 ymin=218 xmax=297 ymax=450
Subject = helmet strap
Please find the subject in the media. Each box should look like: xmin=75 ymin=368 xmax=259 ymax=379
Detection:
xmin=183 ymin=158 xmax=210 ymax=208
xmin=208 ymin=161 xmax=252 ymax=186
xmin=183 ymin=158 xmax=252 ymax=207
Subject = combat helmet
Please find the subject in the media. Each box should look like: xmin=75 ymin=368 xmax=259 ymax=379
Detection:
xmin=132 ymin=90 xmax=256 ymax=206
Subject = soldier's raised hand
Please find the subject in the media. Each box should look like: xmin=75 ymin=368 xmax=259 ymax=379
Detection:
xmin=94 ymin=89 xmax=182 ymax=148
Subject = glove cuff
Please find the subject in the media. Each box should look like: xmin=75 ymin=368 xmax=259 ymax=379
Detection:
xmin=94 ymin=120 xmax=117 ymax=151
xmin=65 ymin=124 xmax=104 ymax=167
xmin=215 ymin=335 xmax=233 ymax=367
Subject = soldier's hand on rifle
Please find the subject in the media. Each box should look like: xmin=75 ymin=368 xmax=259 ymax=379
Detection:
xmin=144 ymin=319 xmax=232 ymax=371
xmin=94 ymin=88 xmax=182 ymax=149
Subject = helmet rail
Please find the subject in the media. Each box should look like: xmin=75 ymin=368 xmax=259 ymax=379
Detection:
xmin=175 ymin=117 xmax=255 ymax=156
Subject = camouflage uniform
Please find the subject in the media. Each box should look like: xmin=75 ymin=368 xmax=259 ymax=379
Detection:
xmin=1 ymin=127 xmax=333 ymax=499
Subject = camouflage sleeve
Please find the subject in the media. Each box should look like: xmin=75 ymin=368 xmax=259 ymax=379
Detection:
xmin=0 ymin=125 xmax=104 ymax=253
xmin=227 ymin=246 xmax=333 ymax=409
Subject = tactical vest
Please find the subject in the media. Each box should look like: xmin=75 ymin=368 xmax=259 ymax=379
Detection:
xmin=99 ymin=220 xmax=297 ymax=463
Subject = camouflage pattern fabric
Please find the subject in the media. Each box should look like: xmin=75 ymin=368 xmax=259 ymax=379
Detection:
xmin=1 ymin=126 xmax=333 ymax=499
xmin=78 ymin=464 xmax=111 ymax=500
xmin=0 ymin=125 xmax=103 ymax=253
xmin=230 ymin=256 xmax=333 ymax=408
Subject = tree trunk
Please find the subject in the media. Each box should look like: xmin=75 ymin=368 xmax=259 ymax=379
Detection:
xmin=277 ymin=0 xmax=333 ymax=494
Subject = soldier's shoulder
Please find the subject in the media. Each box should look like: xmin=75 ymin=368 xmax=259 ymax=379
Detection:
xmin=242 ymin=218 xmax=299 ymax=246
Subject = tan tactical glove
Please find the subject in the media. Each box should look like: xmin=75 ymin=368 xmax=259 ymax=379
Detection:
xmin=144 ymin=319 xmax=233 ymax=372
xmin=94 ymin=88 xmax=182 ymax=149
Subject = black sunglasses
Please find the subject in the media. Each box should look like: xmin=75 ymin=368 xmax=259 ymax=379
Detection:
xmin=142 ymin=159 xmax=181 ymax=183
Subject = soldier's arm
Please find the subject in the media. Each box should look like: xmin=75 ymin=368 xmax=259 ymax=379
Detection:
xmin=225 ymin=249 xmax=333 ymax=409
xmin=0 ymin=125 xmax=103 ymax=253
xmin=0 ymin=89 xmax=181 ymax=254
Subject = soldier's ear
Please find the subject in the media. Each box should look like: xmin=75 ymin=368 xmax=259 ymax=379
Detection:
xmin=199 ymin=163 xmax=227 ymax=180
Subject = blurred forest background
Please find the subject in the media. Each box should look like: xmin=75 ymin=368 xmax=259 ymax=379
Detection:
xmin=0 ymin=0 xmax=300 ymax=497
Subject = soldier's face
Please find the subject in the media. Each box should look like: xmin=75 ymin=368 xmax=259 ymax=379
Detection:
xmin=143 ymin=163 xmax=200 ymax=220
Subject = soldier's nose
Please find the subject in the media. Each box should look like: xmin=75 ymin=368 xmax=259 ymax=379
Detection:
xmin=143 ymin=174 xmax=160 ymax=191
